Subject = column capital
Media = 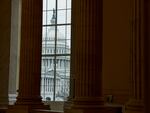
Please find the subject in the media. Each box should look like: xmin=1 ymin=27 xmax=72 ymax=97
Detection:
xmin=125 ymin=99 xmax=144 ymax=113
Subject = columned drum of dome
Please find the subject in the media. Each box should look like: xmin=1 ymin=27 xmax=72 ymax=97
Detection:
xmin=41 ymin=0 xmax=71 ymax=101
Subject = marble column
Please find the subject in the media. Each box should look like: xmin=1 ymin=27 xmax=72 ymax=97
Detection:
xmin=125 ymin=0 xmax=144 ymax=113
xmin=7 ymin=0 xmax=49 ymax=112
xmin=64 ymin=0 xmax=121 ymax=113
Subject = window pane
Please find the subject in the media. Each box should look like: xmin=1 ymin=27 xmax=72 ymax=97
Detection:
xmin=67 ymin=25 xmax=71 ymax=40
xmin=43 ymin=11 xmax=47 ymax=25
xmin=67 ymin=0 xmax=71 ymax=8
xmin=67 ymin=10 xmax=71 ymax=23
xmin=57 ymin=9 xmax=71 ymax=24
xmin=57 ymin=25 xmax=71 ymax=40
xmin=57 ymin=26 xmax=66 ymax=39
xmin=58 ymin=0 xmax=66 ymax=9
xmin=57 ymin=10 xmax=66 ymax=24
xmin=43 ymin=11 xmax=55 ymax=25
xmin=47 ymin=11 xmax=55 ymax=25
xmin=47 ymin=0 xmax=56 ymax=10
xmin=43 ymin=0 xmax=47 ymax=10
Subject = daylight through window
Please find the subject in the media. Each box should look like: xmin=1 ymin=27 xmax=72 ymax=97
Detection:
xmin=41 ymin=0 xmax=71 ymax=101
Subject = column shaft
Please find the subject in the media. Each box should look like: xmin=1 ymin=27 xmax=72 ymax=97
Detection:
xmin=72 ymin=0 xmax=103 ymax=104
xmin=65 ymin=0 xmax=122 ymax=112
xmin=15 ymin=0 xmax=42 ymax=105
xmin=7 ymin=0 xmax=50 ymax=113
xmin=125 ymin=0 xmax=144 ymax=112
xmin=64 ymin=0 xmax=122 ymax=113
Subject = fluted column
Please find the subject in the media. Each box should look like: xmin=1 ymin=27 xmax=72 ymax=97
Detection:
xmin=7 ymin=0 xmax=49 ymax=112
xmin=72 ymin=0 xmax=104 ymax=105
xmin=15 ymin=0 xmax=43 ymax=106
xmin=64 ymin=0 xmax=121 ymax=113
xmin=125 ymin=0 xmax=144 ymax=113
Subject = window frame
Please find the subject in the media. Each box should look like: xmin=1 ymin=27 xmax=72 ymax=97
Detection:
xmin=41 ymin=0 xmax=71 ymax=101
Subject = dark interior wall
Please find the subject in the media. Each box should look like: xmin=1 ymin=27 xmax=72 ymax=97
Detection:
xmin=0 ymin=0 xmax=11 ymax=104
xmin=0 ymin=0 xmax=132 ymax=105
xmin=103 ymin=0 xmax=131 ymax=104
xmin=9 ymin=0 xmax=21 ymax=95
xmin=145 ymin=0 xmax=150 ymax=112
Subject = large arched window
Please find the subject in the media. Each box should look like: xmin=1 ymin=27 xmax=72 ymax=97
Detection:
xmin=41 ymin=0 xmax=71 ymax=101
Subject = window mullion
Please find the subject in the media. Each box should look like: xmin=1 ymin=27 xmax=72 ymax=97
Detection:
xmin=53 ymin=0 xmax=58 ymax=101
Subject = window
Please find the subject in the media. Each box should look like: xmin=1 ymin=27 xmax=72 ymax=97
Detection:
xmin=41 ymin=0 xmax=71 ymax=101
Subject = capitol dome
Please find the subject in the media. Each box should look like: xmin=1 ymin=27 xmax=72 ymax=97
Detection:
xmin=41 ymin=9 xmax=70 ymax=101
xmin=46 ymin=27 xmax=65 ymax=42
xmin=42 ymin=9 xmax=70 ymax=54
xmin=43 ymin=9 xmax=66 ymax=45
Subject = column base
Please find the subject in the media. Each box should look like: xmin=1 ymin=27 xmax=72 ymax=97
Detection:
xmin=0 ymin=105 xmax=7 ymax=113
xmin=6 ymin=104 xmax=50 ymax=113
xmin=64 ymin=97 xmax=122 ymax=113
xmin=64 ymin=98 xmax=73 ymax=110
xmin=125 ymin=99 xmax=144 ymax=113
xmin=64 ymin=105 xmax=122 ymax=113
